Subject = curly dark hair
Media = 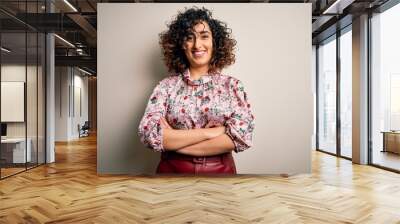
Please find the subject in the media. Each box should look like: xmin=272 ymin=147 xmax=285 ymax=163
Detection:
xmin=159 ymin=7 xmax=236 ymax=74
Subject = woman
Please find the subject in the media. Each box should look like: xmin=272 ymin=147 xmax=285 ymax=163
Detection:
xmin=138 ymin=7 xmax=255 ymax=174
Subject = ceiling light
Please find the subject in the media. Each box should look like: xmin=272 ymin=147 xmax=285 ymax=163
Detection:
xmin=76 ymin=48 xmax=85 ymax=55
xmin=322 ymin=0 xmax=354 ymax=15
xmin=63 ymin=0 xmax=78 ymax=12
xmin=1 ymin=47 xmax=11 ymax=53
xmin=54 ymin=34 xmax=75 ymax=48
xmin=78 ymin=67 xmax=93 ymax=76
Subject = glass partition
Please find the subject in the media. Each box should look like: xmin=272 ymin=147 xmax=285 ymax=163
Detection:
xmin=0 ymin=31 xmax=28 ymax=177
xmin=371 ymin=3 xmax=400 ymax=171
xmin=317 ymin=36 xmax=337 ymax=155
xmin=0 ymin=1 xmax=46 ymax=179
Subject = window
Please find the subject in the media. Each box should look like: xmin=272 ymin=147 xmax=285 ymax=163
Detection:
xmin=317 ymin=36 xmax=337 ymax=154
xmin=371 ymin=2 xmax=400 ymax=171
xmin=339 ymin=28 xmax=352 ymax=158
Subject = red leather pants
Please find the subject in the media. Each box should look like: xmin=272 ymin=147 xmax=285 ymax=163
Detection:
xmin=156 ymin=152 xmax=236 ymax=174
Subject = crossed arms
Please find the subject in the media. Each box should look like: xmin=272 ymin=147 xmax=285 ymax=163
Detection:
xmin=138 ymin=79 xmax=254 ymax=155
xmin=160 ymin=118 xmax=235 ymax=156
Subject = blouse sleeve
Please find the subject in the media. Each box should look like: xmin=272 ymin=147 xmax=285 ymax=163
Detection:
xmin=138 ymin=79 xmax=168 ymax=152
xmin=225 ymin=79 xmax=255 ymax=153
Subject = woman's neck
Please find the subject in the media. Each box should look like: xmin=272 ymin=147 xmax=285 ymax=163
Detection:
xmin=189 ymin=66 xmax=209 ymax=80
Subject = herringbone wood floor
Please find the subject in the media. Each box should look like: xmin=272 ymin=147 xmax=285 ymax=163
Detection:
xmin=1 ymin=135 xmax=400 ymax=224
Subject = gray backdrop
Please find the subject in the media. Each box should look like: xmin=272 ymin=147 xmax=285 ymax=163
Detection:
xmin=98 ymin=3 xmax=312 ymax=174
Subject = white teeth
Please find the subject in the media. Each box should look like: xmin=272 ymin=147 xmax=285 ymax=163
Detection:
xmin=193 ymin=51 xmax=206 ymax=57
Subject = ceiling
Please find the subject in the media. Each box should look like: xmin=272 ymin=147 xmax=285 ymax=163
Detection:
xmin=0 ymin=0 xmax=392 ymax=75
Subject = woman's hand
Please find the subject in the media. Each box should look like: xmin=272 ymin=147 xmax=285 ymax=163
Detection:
xmin=205 ymin=121 xmax=226 ymax=139
xmin=160 ymin=117 xmax=173 ymax=129
xmin=204 ymin=126 xmax=225 ymax=139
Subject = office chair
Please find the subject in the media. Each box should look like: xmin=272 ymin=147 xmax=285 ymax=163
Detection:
xmin=79 ymin=121 xmax=90 ymax=138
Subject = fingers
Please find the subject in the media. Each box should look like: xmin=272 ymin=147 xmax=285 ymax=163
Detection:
xmin=160 ymin=117 xmax=172 ymax=129
xmin=205 ymin=120 xmax=216 ymax=128
xmin=205 ymin=120 xmax=223 ymax=128
xmin=165 ymin=119 xmax=172 ymax=129
xmin=160 ymin=118 xmax=168 ymax=128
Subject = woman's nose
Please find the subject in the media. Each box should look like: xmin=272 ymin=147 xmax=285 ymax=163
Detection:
xmin=194 ymin=38 xmax=201 ymax=48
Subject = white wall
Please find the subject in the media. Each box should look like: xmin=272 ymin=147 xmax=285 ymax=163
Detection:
xmin=98 ymin=3 xmax=313 ymax=174
xmin=55 ymin=67 xmax=89 ymax=141
xmin=55 ymin=67 xmax=69 ymax=141
xmin=72 ymin=72 xmax=89 ymax=138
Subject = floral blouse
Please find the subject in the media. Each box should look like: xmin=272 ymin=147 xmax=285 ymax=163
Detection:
xmin=138 ymin=69 xmax=255 ymax=153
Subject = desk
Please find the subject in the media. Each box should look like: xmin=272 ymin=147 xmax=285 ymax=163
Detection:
xmin=382 ymin=131 xmax=400 ymax=154
xmin=1 ymin=138 xmax=31 ymax=163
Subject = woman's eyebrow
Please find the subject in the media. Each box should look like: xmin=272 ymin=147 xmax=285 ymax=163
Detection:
xmin=193 ymin=30 xmax=210 ymax=35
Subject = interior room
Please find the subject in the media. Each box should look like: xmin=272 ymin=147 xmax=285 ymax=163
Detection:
xmin=0 ymin=0 xmax=399 ymax=223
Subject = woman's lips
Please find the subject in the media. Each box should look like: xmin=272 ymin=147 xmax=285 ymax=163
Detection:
xmin=192 ymin=50 xmax=206 ymax=57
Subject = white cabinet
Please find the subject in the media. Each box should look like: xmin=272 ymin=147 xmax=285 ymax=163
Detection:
xmin=1 ymin=138 xmax=32 ymax=163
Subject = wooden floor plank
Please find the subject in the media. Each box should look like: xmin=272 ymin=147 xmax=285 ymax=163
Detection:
xmin=0 ymin=134 xmax=400 ymax=223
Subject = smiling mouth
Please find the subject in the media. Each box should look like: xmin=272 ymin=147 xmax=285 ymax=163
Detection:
xmin=192 ymin=50 xmax=206 ymax=58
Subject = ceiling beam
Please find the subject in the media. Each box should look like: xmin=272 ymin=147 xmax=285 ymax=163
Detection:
xmin=55 ymin=55 xmax=96 ymax=69
xmin=67 ymin=13 xmax=97 ymax=39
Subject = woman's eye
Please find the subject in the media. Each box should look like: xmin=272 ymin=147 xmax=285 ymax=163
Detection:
xmin=201 ymin=35 xmax=209 ymax=39
xmin=186 ymin=36 xmax=194 ymax=41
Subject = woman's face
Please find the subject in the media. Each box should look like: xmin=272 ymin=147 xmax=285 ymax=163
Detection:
xmin=182 ymin=21 xmax=213 ymax=71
